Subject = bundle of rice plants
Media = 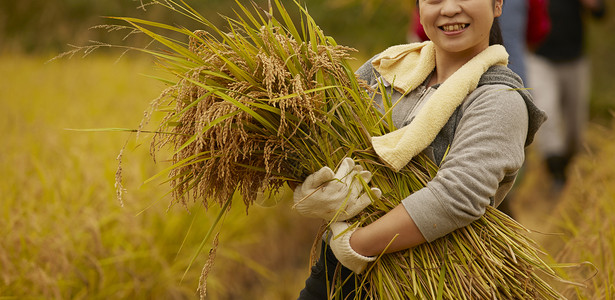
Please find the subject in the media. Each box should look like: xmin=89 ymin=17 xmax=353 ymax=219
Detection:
xmin=71 ymin=0 xmax=571 ymax=298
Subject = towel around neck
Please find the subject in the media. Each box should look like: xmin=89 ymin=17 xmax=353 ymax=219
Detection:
xmin=370 ymin=41 xmax=509 ymax=171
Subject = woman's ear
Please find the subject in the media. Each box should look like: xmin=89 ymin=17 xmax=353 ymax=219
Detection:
xmin=494 ymin=0 xmax=504 ymax=17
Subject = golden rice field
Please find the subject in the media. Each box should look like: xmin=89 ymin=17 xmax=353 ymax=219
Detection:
xmin=0 ymin=53 xmax=613 ymax=299
xmin=0 ymin=54 xmax=320 ymax=299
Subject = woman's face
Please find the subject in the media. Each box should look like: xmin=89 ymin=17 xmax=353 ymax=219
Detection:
xmin=419 ymin=0 xmax=502 ymax=57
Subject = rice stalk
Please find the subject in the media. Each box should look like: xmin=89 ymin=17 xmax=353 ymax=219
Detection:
xmin=74 ymin=0 xmax=573 ymax=298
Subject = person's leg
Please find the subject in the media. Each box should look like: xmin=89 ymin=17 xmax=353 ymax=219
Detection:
xmin=539 ymin=57 xmax=590 ymax=190
xmin=526 ymin=53 xmax=567 ymax=158
xmin=297 ymin=244 xmax=328 ymax=299
xmin=527 ymin=53 xmax=569 ymax=190
xmin=559 ymin=57 xmax=590 ymax=158
xmin=298 ymin=241 xmax=364 ymax=300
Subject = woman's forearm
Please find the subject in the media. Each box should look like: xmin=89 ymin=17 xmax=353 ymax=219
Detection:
xmin=349 ymin=204 xmax=427 ymax=257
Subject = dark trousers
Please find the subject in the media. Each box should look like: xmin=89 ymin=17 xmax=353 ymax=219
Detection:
xmin=297 ymin=241 xmax=366 ymax=300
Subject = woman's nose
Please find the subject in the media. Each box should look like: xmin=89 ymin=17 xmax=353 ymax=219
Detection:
xmin=440 ymin=0 xmax=462 ymax=16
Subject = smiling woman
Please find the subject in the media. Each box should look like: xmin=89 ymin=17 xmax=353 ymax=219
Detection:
xmin=295 ymin=0 xmax=559 ymax=298
xmin=42 ymin=0 xmax=568 ymax=298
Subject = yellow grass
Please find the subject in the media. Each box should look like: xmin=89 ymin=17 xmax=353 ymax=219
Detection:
xmin=512 ymin=121 xmax=615 ymax=299
xmin=0 ymin=53 xmax=319 ymax=299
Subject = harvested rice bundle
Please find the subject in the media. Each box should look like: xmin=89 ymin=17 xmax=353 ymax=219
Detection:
xmin=101 ymin=0 xmax=568 ymax=298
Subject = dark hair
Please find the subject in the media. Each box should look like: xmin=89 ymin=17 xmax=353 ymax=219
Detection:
xmin=414 ymin=0 xmax=504 ymax=46
xmin=490 ymin=18 xmax=504 ymax=46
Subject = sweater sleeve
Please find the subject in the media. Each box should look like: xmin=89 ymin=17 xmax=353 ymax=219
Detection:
xmin=401 ymin=85 xmax=529 ymax=242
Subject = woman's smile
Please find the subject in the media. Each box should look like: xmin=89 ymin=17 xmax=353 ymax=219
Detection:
xmin=419 ymin=0 xmax=502 ymax=57
xmin=440 ymin=23 xmax=469 ymax=34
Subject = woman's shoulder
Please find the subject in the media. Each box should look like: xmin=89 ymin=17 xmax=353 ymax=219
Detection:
xmin=462 ymin=65 xmax=525 ymax=105
xmin=354 ymin=53 xmax=382 ymax=85
xmin=463 ymin=83 xmax=526 ymax=115
xmin=478 ymin=65 xmax=524 ymax=89
xmin=464 ymin=66 xmax=546 ymax=147
xmin=469 ymin=66 xmax=532 ymax=112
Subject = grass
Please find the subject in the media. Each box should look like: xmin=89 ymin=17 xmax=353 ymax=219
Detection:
xmin=547 ymin=121 xmax=615 ymax=299
xmin=0 ymin=53 xmax=319 ymax=299
xmin=508 ymin=119 xmax=615 ymax=299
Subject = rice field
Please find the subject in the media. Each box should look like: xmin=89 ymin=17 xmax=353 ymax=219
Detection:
xmin=0 ymin=53 xmax=319 ymax=299
xmin=511 ymin=119 xmax=615 ymax=299
xmin=1 ymin=52 xmax=614 ymax=299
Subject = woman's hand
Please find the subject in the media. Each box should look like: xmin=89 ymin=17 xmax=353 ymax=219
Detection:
xmin=292 ymin=157 xmax=381 ymax=221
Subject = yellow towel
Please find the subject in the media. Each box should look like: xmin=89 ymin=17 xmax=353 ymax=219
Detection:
xmin=371 ymin=41 xmax=509 ymax=171
xmin=371 ymin=41 xmax=436 ymax=94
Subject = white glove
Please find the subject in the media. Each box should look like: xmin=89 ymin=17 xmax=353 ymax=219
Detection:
xmin=293 ymin=157 xmax=381 ymax=221
xmin=329 ymin=222 xmax=376 ymax=274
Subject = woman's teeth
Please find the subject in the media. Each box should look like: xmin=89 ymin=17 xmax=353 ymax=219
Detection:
xmin=442 ymin=24 xmax=467 ymax=32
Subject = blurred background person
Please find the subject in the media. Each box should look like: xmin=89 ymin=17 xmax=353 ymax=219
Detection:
xmin=526 ymin=0 xmax=607 ymax=193
xmin=499 ymin=0 xmax=551 ymax=83
xmin=499 ymin=0 xmax=529 ymax=82
xmin=407 ymin=7 xmax=427 ymax=43
xmin=497 ymin=0 xmax=550 ymax=217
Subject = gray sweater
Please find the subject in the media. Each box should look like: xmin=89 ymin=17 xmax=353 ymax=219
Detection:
xmin=356 ymin=60 xmax=546 ymax=242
